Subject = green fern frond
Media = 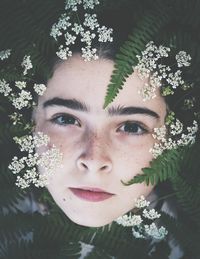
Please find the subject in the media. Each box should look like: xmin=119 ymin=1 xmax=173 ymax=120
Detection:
xmin=103 ymin=8 xmax=171 ymax=108
xmin=170 ymin=174 xmax=200 ymax=224
xmin=161 ymin=212 xmax=200 ymax=258
xmin=122 ymin=148 xmax=184 ymax=186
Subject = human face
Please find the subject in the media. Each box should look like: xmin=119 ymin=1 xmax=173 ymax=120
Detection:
xmin=34 ymin=54 xmax=167 ymax=227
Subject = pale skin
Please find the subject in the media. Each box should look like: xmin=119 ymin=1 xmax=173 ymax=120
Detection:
xmin=34 ymin=54 xmax=167 ymax=227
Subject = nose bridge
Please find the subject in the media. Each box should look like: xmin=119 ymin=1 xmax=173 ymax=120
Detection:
xmin=87 ymin=130 xmax=108 ymax=156
xmin=77 ymin=128 xmax=112 ymax=173
xmin=85 ymin=131 xmax=109 ymax=160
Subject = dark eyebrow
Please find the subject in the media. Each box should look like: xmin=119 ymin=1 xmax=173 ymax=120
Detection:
xmin=43 ymin=97 xmax=88 ymax=112
xmin=43 ymin=97 xmax=159 ymax=119
xmin=107 ymin=105 xmax=159 ymax=119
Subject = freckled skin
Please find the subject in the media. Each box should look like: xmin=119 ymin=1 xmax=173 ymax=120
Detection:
xmin=34 ymin=54 xmax=167 ymax=227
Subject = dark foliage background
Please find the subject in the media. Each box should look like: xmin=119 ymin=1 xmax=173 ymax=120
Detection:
xmin=0 ymin=0 xmax=200 ymax=258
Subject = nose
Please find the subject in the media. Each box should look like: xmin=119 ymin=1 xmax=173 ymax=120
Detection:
xmin=76 ymin=136 xmax=112 ymax=174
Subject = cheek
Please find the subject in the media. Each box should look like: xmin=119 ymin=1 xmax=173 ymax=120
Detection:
xmin=116 ymin=136 xmax=154 ymax=163
xmin=35 ymin=126 xmax=82 ymax=160
xmin=114 ymin=137 xmax=154 ymax=180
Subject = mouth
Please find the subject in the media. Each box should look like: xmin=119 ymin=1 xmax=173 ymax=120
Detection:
xmin=69 ymin=187 xmax=115 ymax=202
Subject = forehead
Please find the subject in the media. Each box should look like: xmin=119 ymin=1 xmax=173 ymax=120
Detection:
xmin=42 ymin=54 xmax=166 ymax=115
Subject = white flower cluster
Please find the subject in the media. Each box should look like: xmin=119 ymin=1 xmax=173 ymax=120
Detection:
xmin=21 ymin=55 xmax=33 ymax=75
xmin=8 ymin=132 xmax=63 ymax=189
xmin=143 ymin=223 xmax=168 ymax=240
xmin=135 ymin=41 xmax=192 ymax=101
xmin=150 ymin=119 xmax=198 ymax=158
xmin=134 ymin=195 xmax=150 ymax=208
xmin=15 ymin=81 xmax=26 ymax=90
xmin=115 ymin=195 xmax=168 ymax=240
xmin=0 ymin=79 xmax=12 ymax=96
xmin=11 ymin=90 xmax=32 ymax=110
xmin=50 ymin=1 xmax=113 ymax=61
xmin=0 ymin=49 xmax=11 ymax=60
xmin=65 ymin=0 xmax=100 ymax=11
xmin=176 ymin=51 xmax=191 ymax=67
xmin=115 ymin=214 xmax=143 ymax=227
xmin=0 ymin=79 xmax=47 ymax=111
xmin=33 ymin=83 xmax=47 ymax=96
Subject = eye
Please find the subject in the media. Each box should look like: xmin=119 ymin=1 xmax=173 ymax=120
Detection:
xmin=50 ymin=113 xmax=81 ymax=127
xmin=118 ymin=121 xmax=148 ymax=135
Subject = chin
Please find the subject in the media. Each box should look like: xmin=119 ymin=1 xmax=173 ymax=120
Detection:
xmin=67 ymin=213 xmax=113 ymax=227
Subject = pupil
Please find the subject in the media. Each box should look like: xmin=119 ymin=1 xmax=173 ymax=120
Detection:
xmin=60 ymin=116 xmax=75 ymax=124
xmin=124 ymin=123 xmax=138 ymax=132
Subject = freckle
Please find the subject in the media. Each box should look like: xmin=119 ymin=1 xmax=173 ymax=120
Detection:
xmin=63 ymin=198 xmax=66 ymax=201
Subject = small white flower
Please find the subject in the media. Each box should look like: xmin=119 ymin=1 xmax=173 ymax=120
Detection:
xmin=8 ymin=156 xmax=26 ymax=174
xmin=81 ymin=46 xmax=98 ymax=61
xmin=0 ymin=49 xmax=11 ymax=60
xmin=115 ymin=194 xmax=168 ymax=240
xmin=13 ymin=135 xmax=34 ymax=152
xmin=65 ymin=0 xmax=82 ymax=11
xmin=150 ymin=119 xmax=198 ymax=158
xmin=50 ymin=14 xmax=71 ymax=40
xmin=135 ymin=42 xmax=192 ymax=100
xmin=16 ymin=175 xmax=30 ymax=189
xmin=64 ymin=32 xmax=76 ymax=45
xmin=15 ymin=81 xmax=26 ymax=90
xmin=56 ymin=45 xmax=72 ymax=60
xmin=134 ymin=195 xmax=150 ymax=208
xmin=83 ymin=13 xmax=99 ymax=30
xmin=176 ymin=51 xmax=191 ymax=67
xmin=21 ymin=55 xmax=33 ymax=75
xmin=144 ymin=223 xmax=168 ymax=240
xmin=11 ymin=90 xmax=32 ymax=110
xmin=80 ymin=30 xmax=96 ymax=45
xmin=51 ymin=2 xmax=113 ymax=61
xmin=25 ymin=153 xmax=39 ymax=168
xmin=97 ymin=26 xmax=113 ymax=42
xmin=152 ymin=125 xmax=167 ymax=141
xmin=115 ymin=214 xmax=143 ymax=227
xmin=37 ymin=146 xmax=63 ymax=174
xmin=170 ymin=119 xmax=183 ymax=135
xmin=71 ymin=23 xmax=84 ymax=35
xmin=33 ymin=132 xmax=50 ymax=147
xmin=10 ymin=132 xmax=63 ymax=189
xmin=33 ymin=84 xmax=47 ymax=96
xmin=138 ymin=83 xmax=157 ymax=101
xmin=143 ymin=209 xmax=161 ymax=220
xmin=83 ymin=0 xmax=100 ymax=9
xmin=0 ymin=79 xmax=12 ymax=96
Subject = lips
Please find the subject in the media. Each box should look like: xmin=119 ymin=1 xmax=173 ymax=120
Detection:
xmin=69 ymin=187 xmax=114 ymax=202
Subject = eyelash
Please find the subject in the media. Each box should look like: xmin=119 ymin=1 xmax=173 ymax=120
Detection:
xmin=50 ymin=113 xmax=148 ymax=136
xmin=50 ymin=113 xmax=81 ymax=127
xmin=117 ymin=121 xmax=148 ymax=135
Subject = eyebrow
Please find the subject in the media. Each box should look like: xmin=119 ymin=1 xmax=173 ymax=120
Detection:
xmin=43 ymin=97 xmax=160 ymax=119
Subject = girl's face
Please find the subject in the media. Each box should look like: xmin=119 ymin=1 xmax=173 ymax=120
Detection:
xmin=34 ymin=54 xmax=167 ymax=227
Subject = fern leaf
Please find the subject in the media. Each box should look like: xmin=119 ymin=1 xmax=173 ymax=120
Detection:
xmin=122 ymin=148 xmax=184 ymax=186
xmin=104 ymin=8 xmax=171 ymax=107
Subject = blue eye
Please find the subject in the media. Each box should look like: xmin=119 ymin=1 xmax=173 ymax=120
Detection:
xmin=119 ymin=122 xmax=147 ymax=135
xmin=51 ymin=114 xmax=80 ymax=126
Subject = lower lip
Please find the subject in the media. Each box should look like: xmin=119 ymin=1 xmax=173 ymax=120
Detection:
xmin=69 ymin=188 xmax=114 ymax=202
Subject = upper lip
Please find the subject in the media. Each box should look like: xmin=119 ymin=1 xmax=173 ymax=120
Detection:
xmin=69 ymin=187 xmax=115 ymax=194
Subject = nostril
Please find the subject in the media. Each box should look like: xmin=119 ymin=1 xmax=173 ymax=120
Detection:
xmin=81 ymin=163 xmax=87 ymax=168
xmin=80 ymin=162 xmax=88 ymax=169
xmin=100 ymin=165 xmax=108 ymax=171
